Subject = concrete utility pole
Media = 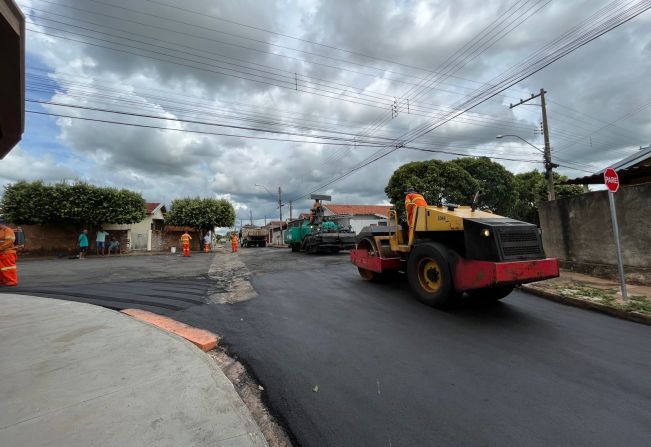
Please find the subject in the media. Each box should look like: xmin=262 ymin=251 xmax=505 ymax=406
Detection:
xmin=249 ymin=209 xmax=253 ymax=226
xmin=289 ymin=201 xmax=293 ymax=221
xmin=277 ymin=186 xmax=282 ymax=222
xmin=510 ymin=88 xmax=558 ymax=200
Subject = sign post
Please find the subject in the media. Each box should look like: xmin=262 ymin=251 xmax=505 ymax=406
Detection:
xmin=604 ymin=168 xmax=627 ymax=300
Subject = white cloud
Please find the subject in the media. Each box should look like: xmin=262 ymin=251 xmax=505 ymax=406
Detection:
xmin=16 ymin=0 xmax=651 ymax=221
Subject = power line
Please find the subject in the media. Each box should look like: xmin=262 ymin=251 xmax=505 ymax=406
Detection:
xmin=290 ymin=0 xmax=651 ymax=200
xmin=26 ymin=109 xmax=393 ymax=147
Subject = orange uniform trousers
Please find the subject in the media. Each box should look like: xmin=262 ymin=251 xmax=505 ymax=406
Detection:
xmin=182 ymin=242 xmax=191 ymax=257
xmin=0 ymin=252 xmax=18 ymax=286
xmin=231 ymin=240 xmax=238 ymax=253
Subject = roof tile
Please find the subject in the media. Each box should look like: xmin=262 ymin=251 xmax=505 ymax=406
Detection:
xmin=323 ymin=204 xmax=392 ymax=216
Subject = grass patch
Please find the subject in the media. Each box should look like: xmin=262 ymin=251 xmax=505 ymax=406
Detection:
xmin=622 ymin=295 xmax=651 ymax=313
xmin=548 ymin=283 xmax=651 ymax=315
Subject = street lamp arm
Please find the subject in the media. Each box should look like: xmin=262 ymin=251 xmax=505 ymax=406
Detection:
xmin=496 ymin=134 xmax=544 ymax=154
xmin=254 ymin=183 xmax=275 ymax=198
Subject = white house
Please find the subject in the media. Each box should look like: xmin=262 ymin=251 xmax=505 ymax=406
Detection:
xmin=322 ymin=204 xmax=391 ymax=234
xmin=104 ymin=202 xmax=166 ymax=251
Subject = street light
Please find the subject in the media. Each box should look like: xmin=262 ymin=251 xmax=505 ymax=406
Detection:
xmin=254 ymin=183 xmax=274 ymax=198
xmin=496 ymin=134 xmax=544 ymax=154
xmin=496 ymin=134 xmax=559 ymax=200
xmin=255 ymin=184 xmax=283 ymax=223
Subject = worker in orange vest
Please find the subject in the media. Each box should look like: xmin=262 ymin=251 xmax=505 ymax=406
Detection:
xmin=230 ymin=233 xmax=238 ymax=253
xmin=405 ymin=187 xmax=428 ymax=228
xmin=0 ymin=218 xmax=18 ymax=286
xmin=203 ymin=232 xmax=211 ymax=253
xmin=180 ymin=231 xmax=192 ymax=257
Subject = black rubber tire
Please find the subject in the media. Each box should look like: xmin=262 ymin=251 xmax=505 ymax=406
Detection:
xmin=407 ymin=243 xmax=456 ymax=308
xmin=290 ymin=243 xmax=299 ymax=252
xmin=467 ymin=285 xmax=514 ymax=301
xmin=358 ymin=267 xmax=381 ymax=282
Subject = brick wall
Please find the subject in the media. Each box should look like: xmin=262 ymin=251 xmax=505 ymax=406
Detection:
xmin=16 ymin=223 xmax=80 ymax=256
xmin=152 ymin=230 xmax=201 ymax=252
xmin=14 ymin=225 xmax=134 ymax=256
xmin=539 ymin=182 xmax=651 ymax=284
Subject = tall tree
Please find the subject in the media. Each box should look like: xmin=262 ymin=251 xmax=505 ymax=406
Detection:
xmin=512 ymin=170 xmax=584 ymax=225
xmin=448 ymin=157 xmax=517 ymax=215
xmin=1 ymin=181 xmax=146 ymax=225
xmin=385 ymin=159 xmax=479 ymax=216
xmin=165 ymin=198 xmax=235 ymax=233
xmin=385 ymin=158 xmax=584 ymax=225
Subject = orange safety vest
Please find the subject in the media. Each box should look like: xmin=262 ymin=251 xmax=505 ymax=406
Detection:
xmin=231 ymin=236 xmax=238 ymax=245
xmin=405 ymin=193 xmax=428 ymax=226
xmin=181 ymin=233 xmax=192 ymax=245
xmin=0 ymin=226 xmax=16 ymax=255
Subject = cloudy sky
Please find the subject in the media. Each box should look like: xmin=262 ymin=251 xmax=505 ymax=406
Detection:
xmin=8 ymin=0 xmax=651 ymax=225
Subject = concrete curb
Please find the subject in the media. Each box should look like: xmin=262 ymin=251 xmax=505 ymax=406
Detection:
xmin=121 ymin=308 xmax=220 ymax=351
xmin=520 ymin=285 xmax=651 ymax=326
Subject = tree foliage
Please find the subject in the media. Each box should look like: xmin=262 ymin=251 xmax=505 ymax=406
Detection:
xmin=385 ymin=158 xmax=584 ymax=225
xmin=385 ymin=159 xmax=478 ymax=216
xmin=2 ymin=180 xmax=146 ymax=225
xmin=511 ymin=171 xmax=585 ymax=225
xmin=165 ymin=197 xmax=235 ymax=231
xmin=448 ymin=157 xmax=517 ymax=215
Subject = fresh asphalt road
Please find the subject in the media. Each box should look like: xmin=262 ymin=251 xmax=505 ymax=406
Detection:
xmin=5 ymin=250 xmax=651 ymax=447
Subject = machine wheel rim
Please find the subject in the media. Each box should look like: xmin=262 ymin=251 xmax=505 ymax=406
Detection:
xmin=358 ymin=268 xmax=375 ymax=281
xmin=417 ymin=258 xmax=442 ymax=293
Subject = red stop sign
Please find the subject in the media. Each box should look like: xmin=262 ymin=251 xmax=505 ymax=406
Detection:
xmin=604 ymin=167 xmax=619 ymax=192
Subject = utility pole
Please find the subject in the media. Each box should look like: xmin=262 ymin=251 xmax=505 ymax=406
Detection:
xmin=249 ymin=209 xmax=253 ymax=226
xmin=277 ymin=186 xmax=284 ymax=245
xmin=539 ymin=89 xmax=555 ymax=200
xmin=510 ymin=88 xmax=558 ymax=200
xmin=277 ymin=186 xmax=282 ymax=222
xmin=289 ymin=201 xmax=293 ymax=221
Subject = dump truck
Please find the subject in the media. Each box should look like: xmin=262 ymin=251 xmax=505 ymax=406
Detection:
xmin=350 ymin=198 xmax=559 ymax=307
xmin=284 ymin=194 xmax=356 ymax=254
xmin=239 ymin=225 xmax=268 ymax=247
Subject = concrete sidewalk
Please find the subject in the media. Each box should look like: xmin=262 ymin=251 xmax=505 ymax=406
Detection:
xmin=0 ymin=294 xmax=267 ymax=447
xmin=522 ymin=269 xmax=651 ymax=325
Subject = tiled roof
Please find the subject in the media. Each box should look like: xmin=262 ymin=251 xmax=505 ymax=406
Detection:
xmin=164 ymin=225 xmax=198 ymax=232
xmin=323 ymin=204 xmax=391 ymax=217
xmin=146 ymin=202 xmax=161 ymax=214
xmin=269 ymin=221 xmax=287 ymax=229
xmin=567 ymin=144 xmax=651 ymax=185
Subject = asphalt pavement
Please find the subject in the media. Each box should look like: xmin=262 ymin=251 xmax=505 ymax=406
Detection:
xmin=6 ymin=249 xmax=651 ymax=446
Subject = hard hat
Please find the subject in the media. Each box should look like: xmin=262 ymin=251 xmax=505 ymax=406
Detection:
xmin=404 ymin=187 xmax=417 ymax=194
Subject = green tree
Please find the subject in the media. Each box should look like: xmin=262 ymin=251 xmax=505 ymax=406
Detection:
xmin=385 ymin=159 xmax=479 ymax=216
xmin=512 ymin=170 xmax=584 ymax=225
xmin=1 ymin=181 xmax=146 ymax=226
xmin=165 ymin=197 xmax=235 ymax=233
xmin=448 ymin=157 xmax=517 ymax=215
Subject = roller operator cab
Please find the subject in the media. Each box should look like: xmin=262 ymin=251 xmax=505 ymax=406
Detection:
xmin=350 ymin=204 xmax=559 ymax=308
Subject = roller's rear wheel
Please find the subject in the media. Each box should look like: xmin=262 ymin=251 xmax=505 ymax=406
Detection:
xmin=407 ymin=243 xmax=456 ymax=308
